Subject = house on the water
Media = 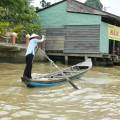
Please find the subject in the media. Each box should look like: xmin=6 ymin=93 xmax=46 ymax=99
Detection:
xmin=37 ymin=0 xmax=120 ymax=65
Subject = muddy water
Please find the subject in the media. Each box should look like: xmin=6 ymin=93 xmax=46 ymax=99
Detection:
xmin=0 ymin=62 xmax=120 ymax=120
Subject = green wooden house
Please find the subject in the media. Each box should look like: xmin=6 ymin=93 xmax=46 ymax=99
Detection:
xmin=37 ymin=0 xmax=120 ymax=64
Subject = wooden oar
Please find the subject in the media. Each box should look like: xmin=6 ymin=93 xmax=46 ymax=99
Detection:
xmin=39 ymin=48 xmax=79 ymax=90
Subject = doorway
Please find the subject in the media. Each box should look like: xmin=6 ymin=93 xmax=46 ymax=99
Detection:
xmin=109 ymin=40 xmax=120 ymax=55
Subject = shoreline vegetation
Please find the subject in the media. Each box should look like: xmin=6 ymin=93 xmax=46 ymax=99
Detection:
xmin=0 ymin=0 xmax=42 ymax=45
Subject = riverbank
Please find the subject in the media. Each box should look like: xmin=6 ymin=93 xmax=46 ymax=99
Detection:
xmin=0 ymin=42 xmax=120 ymax=66
xmin=0 ymin=42 xmax=45 ymax=63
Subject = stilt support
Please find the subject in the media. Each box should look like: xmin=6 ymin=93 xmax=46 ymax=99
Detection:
xmin=65 ymin=55 xmax=68 ymax=65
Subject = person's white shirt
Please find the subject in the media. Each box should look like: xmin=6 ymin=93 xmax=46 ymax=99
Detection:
xmin=25 ymin=35 xmax=45 ymax=56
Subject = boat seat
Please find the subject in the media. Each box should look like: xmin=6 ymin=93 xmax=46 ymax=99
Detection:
xmin=72 ymin=66 xmax=88 ymax=70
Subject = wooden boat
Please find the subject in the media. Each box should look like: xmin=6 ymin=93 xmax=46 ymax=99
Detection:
xmin=21 ymin=58 xmax=92 ymax=88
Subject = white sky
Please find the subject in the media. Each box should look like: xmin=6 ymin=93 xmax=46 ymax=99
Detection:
xmin=31 ymin=0 xmax=120 ymax=16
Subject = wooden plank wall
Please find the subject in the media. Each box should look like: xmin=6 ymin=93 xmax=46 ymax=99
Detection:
xmin=45 ymin=25 xmax=100 ymax=54
xmin=46 ymin=28 xmax=65 ymax=51
xmin=64 ymin=25 xmax=100 ymax=53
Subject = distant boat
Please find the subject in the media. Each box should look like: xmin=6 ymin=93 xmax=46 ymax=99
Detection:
xmin=21 ymin=58 xmax=92 ymax=88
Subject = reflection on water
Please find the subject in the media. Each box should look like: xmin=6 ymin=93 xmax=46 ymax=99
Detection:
xmin=0 ymin=63 xmax=120 ymax=120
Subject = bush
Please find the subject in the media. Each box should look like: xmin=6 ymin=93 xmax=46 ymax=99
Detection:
xmin=11 ymin=23 xmax=42 ymax=43
xmin=0 ymin=22 xmax=10 ymax=36
xmin=0 ymin=22 xmax=42 ymax=44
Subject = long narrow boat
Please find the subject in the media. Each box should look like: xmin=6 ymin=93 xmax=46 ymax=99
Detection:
xmin=21 ymin=58 xmax=92 ymax=88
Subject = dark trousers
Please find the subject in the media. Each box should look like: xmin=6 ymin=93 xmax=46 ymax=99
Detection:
xmin=23 ymin=54 xmax=34 ymax=78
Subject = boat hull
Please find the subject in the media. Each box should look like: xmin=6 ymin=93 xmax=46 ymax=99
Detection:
xmin=21 ymin=77 xmax=65 ymax=88
xmin=25 ymin=81 xmax=65 ymax=88
xmin=21 ymin=58 xmax=92 ymax=88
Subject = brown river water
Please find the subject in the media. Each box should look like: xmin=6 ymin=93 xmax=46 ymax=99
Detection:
xmin=0 ymin=62 xmax=120 ymax=120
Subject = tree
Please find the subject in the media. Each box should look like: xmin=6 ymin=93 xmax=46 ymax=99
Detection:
xmin=0 ymin=0 xmax=42 ymax=42
xmin=40 ymin=0 xmax=51 ymax=8
xmin=84 ymin=0 xmax=103 ymax=10
xmin=0 ymin=0 xmax=37 ymax=24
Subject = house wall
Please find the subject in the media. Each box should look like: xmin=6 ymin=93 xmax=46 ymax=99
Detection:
xmin=38 ymin=1 xmax=106 ymax=55
xmin=66 ymin=12 xmax=101 ymax=25
xmin=46 ymin=28 xmax=65 ymax=51
xmin=100 ymin=22 xmax=109 ymax=53
xmin=64 ymin=25 xmax=100 ymax=53
xmin=37 ymin=2 xmax=67 ymax=28
xmin=38 ymin=1 xmax=101 ymax=28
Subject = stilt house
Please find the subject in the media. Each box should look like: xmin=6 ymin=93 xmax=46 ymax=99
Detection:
xmin=37 ymin=0 xmax=120 ymax=64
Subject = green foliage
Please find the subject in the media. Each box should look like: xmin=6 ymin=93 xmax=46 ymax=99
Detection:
xmin=40 ymin=0 xmax=51 ymax=8
xmin=84 ymin=0 xmax=103 ymax=10
xmin=11 ymin=23 xmax=42 ymax=43
xmin=11 ymin=24 xmax=25 ymax=43
xmin=11 ymin=24 xmax=25 ymax=33
xmin=0 ymin=6 xmax=6 ymax=19
xmin=0 ymin=0 xmax=37 ymax=24
xmin=0 ymin=22 xmax=10 ymax=36
xmin=0 ymin=0 xmax=42 ymax=43
xmin=25 ymin=23 xmax=42 ymax=35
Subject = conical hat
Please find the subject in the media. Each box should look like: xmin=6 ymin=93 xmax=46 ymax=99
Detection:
xmin=30 ymin=34 xmax=39 ymax=38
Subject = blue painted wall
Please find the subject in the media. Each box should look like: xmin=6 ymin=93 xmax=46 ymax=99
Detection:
xmin=38 ymin=1 xmax=101 ymax=28
xmin=66 ymin=12 xmax=101 ymax=25
xmin=100 ymin=22 xmax=109 ymax=53
xmin=37 ymin=2 xmax=67 ymax=28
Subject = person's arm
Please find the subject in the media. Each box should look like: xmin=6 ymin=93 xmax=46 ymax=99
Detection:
xmin=37 ymin=35 xmax=46 ymax=43
xmin=37 ymin=35 xmax=46 ymax=50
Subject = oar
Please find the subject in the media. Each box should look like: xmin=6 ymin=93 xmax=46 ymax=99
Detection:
xmin=39 ymin=48 xmax=79 ymax=90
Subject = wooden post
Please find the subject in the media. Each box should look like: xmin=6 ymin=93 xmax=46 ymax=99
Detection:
xmin=113 ymin=40 xmax=115 ymax=54
xmin=65 ymin=55 xmax=68 ymax=65
xmin=84 ymin=55 xmax=88 ymax=60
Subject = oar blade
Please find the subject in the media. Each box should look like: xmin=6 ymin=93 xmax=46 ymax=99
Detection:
xmin=68 ymin=80 xmax=79 ymax=90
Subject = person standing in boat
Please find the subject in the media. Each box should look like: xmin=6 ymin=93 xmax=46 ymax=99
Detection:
xmin=22 ymin=33 xmax=46 ymax=80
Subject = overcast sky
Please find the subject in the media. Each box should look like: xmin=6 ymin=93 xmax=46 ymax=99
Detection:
xmin=31 ymin=0 xmax=120 ymax=16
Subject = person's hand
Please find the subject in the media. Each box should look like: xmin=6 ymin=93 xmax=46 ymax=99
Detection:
xmin=42 ymin=35 xmax=46 ymax=40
